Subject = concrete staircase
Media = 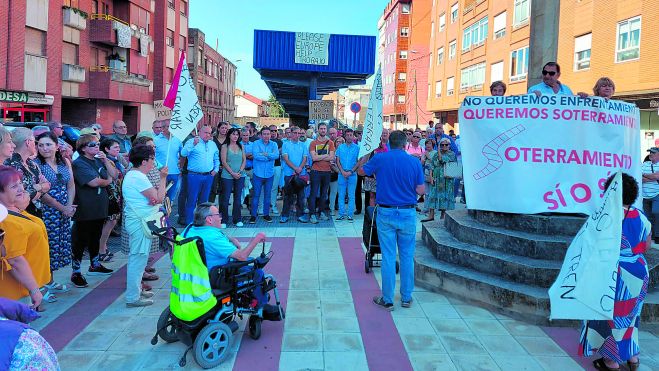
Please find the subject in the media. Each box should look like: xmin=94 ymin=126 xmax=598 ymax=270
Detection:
xmin=415 ymin=209 xmax=659 ymax=326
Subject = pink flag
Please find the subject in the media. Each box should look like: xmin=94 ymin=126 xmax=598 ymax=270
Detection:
xmin=163 ymin=51 xmax=186 ymax=109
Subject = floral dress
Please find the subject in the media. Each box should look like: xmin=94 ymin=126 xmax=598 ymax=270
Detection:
xmin=5 ymin=154 xmax=42 ymax=217
xmin=428 ymin=150 xmax=456 ymax=211
xmin=38 ymin=161 xmax=72 ymax=271
xmin=1 ymin=317 xmax=60 ymax=371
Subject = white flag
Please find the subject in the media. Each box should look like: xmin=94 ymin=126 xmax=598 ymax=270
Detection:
xmin=548 ymin=171 xmax=623 ymax=320
xmin=358 ymin=66 xmax=383 ymax=159
xmin=164 ymin=52 xmax=203 ymax=142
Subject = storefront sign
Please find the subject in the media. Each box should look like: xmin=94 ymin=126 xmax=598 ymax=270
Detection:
xmin=459 ymin=95 xmax=641 ymax=214
xmin=27 ymin=94 xmax=54 ymax=105
xmin=295 ymin=32 xmax=330 ymax=65
xmin=154 ymin=99 xmax=172 ymax=120
xmin=0 ymin=90 xmax=53 ymax=105
xmin=309 ymin=100 xmax=333 ymax=121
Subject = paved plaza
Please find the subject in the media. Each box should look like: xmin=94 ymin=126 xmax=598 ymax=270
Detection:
xmin=33 ymin=210 xmax=659 ymax=370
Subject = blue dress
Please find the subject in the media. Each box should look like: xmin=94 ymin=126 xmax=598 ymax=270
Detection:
xmin=38 ymin=161 xmax=72 ymax=271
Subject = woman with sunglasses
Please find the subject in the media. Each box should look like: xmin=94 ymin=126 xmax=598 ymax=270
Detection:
xmin=70 ymin=134 xmax=118 ymax=288
xmin=5 ymin=128 xmax=50 ymax=218
xmin=35 ymin=132 xmax=75 ymax=298
xmin=0 ymin=166 xmax=49 ymax=311
xmin=425 ymin=137 xmax=457 ymax=222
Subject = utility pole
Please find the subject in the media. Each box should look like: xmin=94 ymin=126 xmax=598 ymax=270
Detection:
xmin=414 ymin=69 xmax=419 ymax=130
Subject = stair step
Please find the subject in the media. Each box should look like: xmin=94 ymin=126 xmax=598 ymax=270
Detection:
xmin=423 ymin=223 xmax=561 ymax=288
xmin=444 ymin=209 xmax=572 ymax=261
xmin=468 ymin=209 xmax=586 ymax=235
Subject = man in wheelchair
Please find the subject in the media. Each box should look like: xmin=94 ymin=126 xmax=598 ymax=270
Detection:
xmin=183 ymin=202 xmax=269 ymax=308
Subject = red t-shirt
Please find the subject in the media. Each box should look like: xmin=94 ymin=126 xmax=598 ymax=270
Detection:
xmin=310 ymin=138 xmax=335 ymax=172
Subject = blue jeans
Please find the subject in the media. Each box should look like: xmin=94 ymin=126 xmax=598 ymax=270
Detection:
xmin=166 ymin=174 xmax=180 ymax=201
xmin=220 ymin=177 xmax=245 ymax=224
xmin=309 ymin=170 xmax=331 ymax=216
xmin=251 ymin=175 xmax=274 ymax=217
xmin=337 ymin=174 xmax=357 ymax=217
xmin=177 ymin=174 xmax=188 ymax=220
xmin=376 ymin=207 xmax=416 ymax=304
xmin=185 ymin=173 xmax=214 ymax=224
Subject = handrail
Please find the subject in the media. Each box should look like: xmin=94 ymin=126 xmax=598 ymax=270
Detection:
xmin=90 ymin=13 xmax=129 ymax=26
xmin=89 ymin=65 xmax=110 ymax=72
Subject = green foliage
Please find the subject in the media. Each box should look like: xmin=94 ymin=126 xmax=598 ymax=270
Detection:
xmin=62 ymin=6 xmax=89 ymax=19
xmin=268 ymin=95 xmax=285 ymax=117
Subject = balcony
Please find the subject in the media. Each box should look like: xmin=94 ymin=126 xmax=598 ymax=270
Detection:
xmin=88 ymin=66 xmax=152 ymax=102
xmin=62 ymin=64 xmax=86 ymax=83
xmin=89 ymin=14 xmax=131 ymax=47
xmin=62 ymin=7 xmax=87 ymax=30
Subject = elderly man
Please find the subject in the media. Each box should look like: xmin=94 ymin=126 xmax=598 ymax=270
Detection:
xmin=642 ymin=147 xmax=659 ymax=244
xmin=153 ymin=119 xmax=183 ymax=201
xmin=184 ymin=203 xmax=268 ymax=307
xmin=360 ymin=130 xmax=424 ymax=311
xmin=107 ymin=120 xmax=132 ymax=155
xmin=48 ymin=122 xmax=73 ymax=159
xmin=528 ymin=62 xmax=574 ymax=96
xmin=181 ymin=125 xmax=220 ymax=224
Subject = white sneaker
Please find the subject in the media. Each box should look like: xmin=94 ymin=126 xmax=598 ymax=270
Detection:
xmin=236 ymin=222 xmax=244 ymax=227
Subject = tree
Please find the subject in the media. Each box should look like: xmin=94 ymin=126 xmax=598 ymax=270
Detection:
xmin=268 ymin=95 xmax=285 ymax=117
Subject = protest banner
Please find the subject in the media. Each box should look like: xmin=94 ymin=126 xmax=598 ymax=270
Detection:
xmin=154 ymin=100 xmax=172 ymax=120
xmin=309 ymin=100 xmax=333 ymax=121
xmin=295 ymin=32 xmax=330 ymax=65
xmin=458 ymin=95 xmax=641 ymax=214
xmin=548 ymin=171 xmax=622 ymax=320
xmin=163 ymin=52 xmax=203 ymax=142
xmin=358 ymin=66 xmax=383 ymax=159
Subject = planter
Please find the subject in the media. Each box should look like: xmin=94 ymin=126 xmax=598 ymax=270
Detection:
xmin=63 ymin=7 xmax=87 ymax=30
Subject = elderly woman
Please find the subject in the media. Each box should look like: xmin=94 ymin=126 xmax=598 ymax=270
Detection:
xmin=122 ymin=144 xmax=167 ymax=307
xmin=0 ymin=127 xmax=16 ymax=164
xmin=593 ymin=77 xmax=615 ymax=99
xmin=98 ymin=138 xmax=124 ymax=262
xmin=70 ymin=134 xmax=117 ymax=288
xmin=0 ymin=167 xmax=49 ymax=310
xmin=421 ymin=139 xmax=437 ymax=216
xmin=35 ymin=132 xmax=75 ymax=297
xmin=6 ymin=128 xmax=50 ymax=218
xmin=490 ymin=81 xmax=507 ymax=96
xmin=425 ymin=137 xmax=457 ymax=221
xmin=581 ymin=173 xmax=648 ymax=371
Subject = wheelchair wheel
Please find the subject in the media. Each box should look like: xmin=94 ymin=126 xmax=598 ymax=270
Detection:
xmin=193 ymin=322 xmax=233 ymax=369
xmin=157 ymin=307 xmax=179 ymax=343
xmin=248 ymin=315 xmax=262 ymax=340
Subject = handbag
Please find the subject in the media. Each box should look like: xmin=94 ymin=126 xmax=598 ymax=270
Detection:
xmin=127 ymin=203 xmax=164 ymax=239
xmin=443 ymin=160 xmax=462 ymax=179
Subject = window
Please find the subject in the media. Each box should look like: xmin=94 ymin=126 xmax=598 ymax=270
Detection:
xmin=439 ymin=13 xmax=446 ymax=32
xmin=574 ymin=33 xmax=592 ymax=70
xmin=91 ymin=0 xmax=98 ymax=14
xmin=397 ymin=95 xmax=405 ymax=103
xmin=399 ymin=50 xmax=408 ymax=59
xmin=62 ymin=42 xmax=79 ymax=65
xmin=180 ymin=0 xmax=188 ymax=16
xmin=401 ymin=3 xmax=410 ymax=14
xmin=437 ymin=47 xmax=444 ymax=65
xmin=166 ymin=29 xmax=174 ymax=47
xmin=490 ymin=61 xmax=504 ymax=83
xmin=462 ymin=17 xmax=488 ymax=51
xmin=460 ymin=62 xmax=486 ymax=90
xmin=616 ymin=16 xmax=641 ymax=62
xmin=435 ymin=81 xmax=442 ymax=97
xmin=448 ymin=40 xmax=456 ymax=60
xmin=513 ymin=0 xmax=530 ymax=27
xmin=179 ymin=35 xmax=186 ymax=50
xmin=451 ymin=3 xmax=459 ymax=23
xmin=400 ymin=27 xmax=409 ymax=37
xmin=25 ymin=27 xmax=46 ymax=56
xmin=493 ymin=12 xmax=506 ymax=39
xmin=399 ymin=72 xmax=407 ymax=81
xmin=447 ymin=77 xmax=455 ymax=96
xmin=510 ymin=46 xmax=529 ymax=81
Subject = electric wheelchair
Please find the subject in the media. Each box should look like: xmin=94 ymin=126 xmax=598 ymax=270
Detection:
xmin=149 ymin=226 xmax=285 ymax=369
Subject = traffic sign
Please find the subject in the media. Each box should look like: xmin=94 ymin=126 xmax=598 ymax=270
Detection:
xmin=350 ymin=102 xmax=361 ymax=114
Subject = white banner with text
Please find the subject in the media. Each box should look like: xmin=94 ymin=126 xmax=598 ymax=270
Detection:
xmin=458 ymin=95 xmax=641 ymax=214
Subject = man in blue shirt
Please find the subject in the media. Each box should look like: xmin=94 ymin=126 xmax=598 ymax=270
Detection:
xmin=335 ymin=129 xmax=360 ymax=222
xmin=181 ymin=125 xmax=220 ymax=224
xmin=361 ymin=130 xmax=424 ymax=311
xmin=184 ymin=203 xmax=268 ymax=307
xmin=280 ymin=126 xmax=309 ymax=223
xmin=154 ymin=119 xmax=183 ymax=201
xmin=250 ymin=127 xmax=279 ymax=223
xmin=527 ymin=62 xmax=574 ymax=96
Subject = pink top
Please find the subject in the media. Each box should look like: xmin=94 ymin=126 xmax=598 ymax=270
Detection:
xmin=405 ymin=143 xmax=425 ymax=157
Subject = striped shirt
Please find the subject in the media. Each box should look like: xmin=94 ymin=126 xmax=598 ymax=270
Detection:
xmin=641 ymin=161 xmax=659 ymax=199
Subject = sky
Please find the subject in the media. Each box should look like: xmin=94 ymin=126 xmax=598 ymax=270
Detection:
xmin=189 ymin=0 xmax=389 ymax=100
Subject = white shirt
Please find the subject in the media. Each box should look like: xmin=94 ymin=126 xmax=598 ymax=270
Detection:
xmin=122 ymin=170 xmax=154 ymax=217
xmin=641 ymin=161 xmax=659 ymax=199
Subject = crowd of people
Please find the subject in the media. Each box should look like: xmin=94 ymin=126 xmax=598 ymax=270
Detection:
xmin=0 ymin=60 xmax=649 ymax=371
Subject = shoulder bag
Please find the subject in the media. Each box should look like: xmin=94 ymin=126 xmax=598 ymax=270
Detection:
xmin=127 ymin=202 xmax=165 ymax=240
xmin=443 ymin=159 xmax=463 ymax=179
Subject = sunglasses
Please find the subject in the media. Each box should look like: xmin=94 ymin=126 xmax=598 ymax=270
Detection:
xmin=86 ymin=142 xmax=99 ymax=147
xmin=542 ymin=70 xmax=557 ymax=76
xmin=440 ymin=143 xmax=450 ymax=146
xmin=413 ymin=136 xmax=421 ymax=139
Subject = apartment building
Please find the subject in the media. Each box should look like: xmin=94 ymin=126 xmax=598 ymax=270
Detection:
xmin=556 ymin=0 xmax=659 ymax=131
xmin=0 ymin=0 xmax=188 ymax=133
xmin=188 ymin=28 xmax=236 ymax=125
xmin=378 ymin=0 xmax=411 ymax=129
xmin=406 ymin=0 xmax=434 ymax=128
xmin=426 ymin=0 xmax=532 ymax=130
